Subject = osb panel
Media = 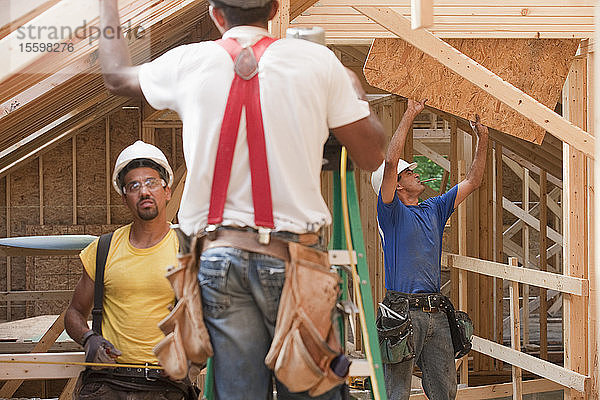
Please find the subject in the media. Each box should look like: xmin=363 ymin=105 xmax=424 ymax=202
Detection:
xmin=364 ymin=38 xmax=580 ymax=144
xmin=10 ymin=161 xmax=39 ymax=235
xmin=109 ymin=108 xmax=139 ymax=225
xmin=175 ymin=128 xmax=185 ymax=170
xmin=155 ymin=128 xmax=175 ymax=170
xmin=77 ymin=119 xmax=107 ymax=225
xmin=42 ymin=143 xmax=73 ymax=225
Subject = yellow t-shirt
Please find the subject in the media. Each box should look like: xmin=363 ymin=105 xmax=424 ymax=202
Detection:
xmin=80 ymin=224 xmax=178 ymax=364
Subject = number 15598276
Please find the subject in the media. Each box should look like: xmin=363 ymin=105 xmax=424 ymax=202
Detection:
xmin=19 ymin=43 xmax=74 ymax=53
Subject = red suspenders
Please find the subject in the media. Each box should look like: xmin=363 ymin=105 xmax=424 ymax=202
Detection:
xmin=207 ymin=36 xmax=277 ymax=243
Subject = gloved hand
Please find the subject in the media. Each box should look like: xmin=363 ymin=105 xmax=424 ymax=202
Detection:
xmin=82 ymin=330 xmax=122 ymax=363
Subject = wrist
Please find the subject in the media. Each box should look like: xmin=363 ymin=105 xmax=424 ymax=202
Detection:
xmin=81 ymin=330 xmax=97 ymax=346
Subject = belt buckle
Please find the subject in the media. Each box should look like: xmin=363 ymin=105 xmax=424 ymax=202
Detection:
xmin=423 ymin=295 xmax=435 ymax=312
xmin=258 ymin=227 xmax=271 ymax=245
xmin=145 ymin=363 xmax=157 ymax=382
xmin=205 ymin=224 xmax=219 ymax=241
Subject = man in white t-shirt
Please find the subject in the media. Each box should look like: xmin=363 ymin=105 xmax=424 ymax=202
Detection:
xmin=97 ymin=1 xmax=385 ymax=399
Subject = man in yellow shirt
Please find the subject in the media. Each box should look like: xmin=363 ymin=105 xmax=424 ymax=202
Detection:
xmin=65 ymin=141 xmax=194 ymax=399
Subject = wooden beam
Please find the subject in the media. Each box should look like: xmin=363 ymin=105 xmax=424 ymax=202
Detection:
xmin=494 ymin=143 xmax=504 ymax=370
xmin=457 ymin=159 xmax=468 ymax=384
xmin=270 ymin=0 xmax=290 ymax=38
xmin=0 ymin=312 xmax=67 ymax=397
xmin=0 ymin=290 xmax=73 ymax=302
xmin=522 ymin=169 xmax=530 ymax=349
xmin=508 ymin=257 xmax=523 ymax=400
xmin=0 ymin=352 xmax=84 ymax=381
xmin=472 ymin=336 xmax=587 ymax=393
xmin=166 ymin=166 xmax=187 ymax=222
xmin=562 ymin=56 xmax=589 ymax=400
xmin=410 ymin=0 xmax=433 ymax=29
xmin=354 ymin=6 xmax=595 ymax=158
xmin=539 ymin=170 xmax=549 ymax=361
xmin=502 ymin=198 xmax=562 ymax=244
xmin=105 ymin=116 xmax=111 ymax=225
xmin=413 ymin=140 xmax=450 ymax=171
xmin=449 ymin=254 xmax=588 ymax=296
xmin=408 ymin=378 xmax=563 ymax=400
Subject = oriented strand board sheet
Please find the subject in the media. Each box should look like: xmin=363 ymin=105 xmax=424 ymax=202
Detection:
xmin=364 ymin=38 xmax=580 ymax=144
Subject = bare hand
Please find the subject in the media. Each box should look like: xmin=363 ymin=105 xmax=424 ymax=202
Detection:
xmin=407 ymin=98 xmax=427 ymax=115
xmin=470 ymin=114 xmax=488 ymax=138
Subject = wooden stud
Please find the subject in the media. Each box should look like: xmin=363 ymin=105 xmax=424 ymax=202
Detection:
xmin=457 ymin=159 xmax=468 ymax=385
xmin=508 ymin=257 xmax=523 ymax=400
xmin=39 ymin=155 xmax=44 ymax=225
xmin=494 ymin=143 xmax=504 ymax=370
xmin=522 ymin=169 xmax=530 ymax=349
xmin=270 ymin=0 xmax=290 ymax=38
xmin=410 ymin=0 xmax=433 ymax=30
xmin=562 ymin=57 xmax=589 ymax=400
xmin=5 ymin=174 xmax=10 ymax=322
xmin=539 ymin=170 xmax=548 ymax=360
xmin=450 ymin=118 xmax=458 ymax=307
xmin=72 ymin=137 xmax=77 ymax=224
xmin=105 ymin=116 xmax=111 ymax=225
xmin=171 ymin=128 xmax=177 ymax=170
xmin=353 ymin=6 xmax=595 ymax=158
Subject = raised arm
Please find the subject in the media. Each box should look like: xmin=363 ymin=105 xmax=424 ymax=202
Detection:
xmin=454 ymin=114 xmax=489 ymax=208
xmin=98 ymin=0 xmax=142 ymax=97
xmin=379 ymin=99 xmax=426 ymax=203
xmin=330 ymin=68 xmax=386 ymax=172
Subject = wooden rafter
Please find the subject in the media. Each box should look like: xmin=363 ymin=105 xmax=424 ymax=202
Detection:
xmin=354 ymin=6 xmax=595 ymax=157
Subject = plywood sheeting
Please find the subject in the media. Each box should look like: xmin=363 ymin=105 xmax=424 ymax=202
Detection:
xmin=364 ymin=38 xmax=580 ymax=144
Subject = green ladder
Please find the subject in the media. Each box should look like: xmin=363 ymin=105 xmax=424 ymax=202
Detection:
xmin=203 ymin=163 xmax=386 ymax=400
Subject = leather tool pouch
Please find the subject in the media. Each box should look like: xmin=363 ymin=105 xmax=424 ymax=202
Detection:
xmin=377 ymin=297 xmax=415 ymax=364
xmin=265 ymin=242 xmax=347 ymax=397
xmin=154 ymin=229 xmax=214 ymax=380
xmin=445 ymin=305 xmax=473 ymax=359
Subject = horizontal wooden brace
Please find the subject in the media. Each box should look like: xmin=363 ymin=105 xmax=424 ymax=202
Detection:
xmin=471 ymin=336 xmax=588 ymax=392
xmin=0 ymin=290 xmax=73 ymax=302
xmin=448 ymin=253 xmax=587 ymax=296
xmin=0 ymin=353 xmax=84 ymax=380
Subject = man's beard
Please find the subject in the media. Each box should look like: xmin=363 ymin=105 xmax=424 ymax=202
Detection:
xmin=137 ymin=198 xmax=159 ymax=221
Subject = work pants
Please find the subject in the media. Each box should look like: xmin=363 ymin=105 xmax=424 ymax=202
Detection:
xmin=383 ymin=309 xmax=457 ymax=400
xmin=198 ymin=246 xmax=341 ymax=400
xmin=74 ymin=379 xmax=184 ymax=400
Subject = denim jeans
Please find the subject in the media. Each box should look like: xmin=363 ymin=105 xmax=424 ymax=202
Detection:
xmin=383 ymin=310 xmax=457 ymax=400
xmin=198 ymin=246 xmax=341 ymax=400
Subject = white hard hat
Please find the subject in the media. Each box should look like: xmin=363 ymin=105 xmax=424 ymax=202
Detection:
xmin=370 ymin=159 xmax=418 ymax=195
xmin=112 ymin=141 xmax=174 ymax=195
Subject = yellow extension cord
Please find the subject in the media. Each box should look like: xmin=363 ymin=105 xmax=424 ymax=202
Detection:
xmin=340 ymin=147 xmax=382 ymax=400
xmin=0 ymin=359 xmax=164 ymax=369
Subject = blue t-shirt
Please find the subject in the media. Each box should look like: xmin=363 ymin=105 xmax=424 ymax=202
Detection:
xmin=377 ymin=185 xmax=458 ymax=293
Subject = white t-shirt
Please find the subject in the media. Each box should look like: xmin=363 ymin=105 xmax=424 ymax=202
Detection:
xmin=139 ymin=26 xmax=370 ymax=235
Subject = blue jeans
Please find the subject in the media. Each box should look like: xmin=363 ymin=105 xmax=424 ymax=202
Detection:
xmin=198 ymin=247 xmax=342 ymax=400
xmin=384 ymin=310 xmax=457 ymax=400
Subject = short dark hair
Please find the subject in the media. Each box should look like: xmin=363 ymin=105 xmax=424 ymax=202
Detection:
xmin=209 ymin=0 xmax=273 ymax=27
xmin=118 ymin=158 xmax=168 ymax=190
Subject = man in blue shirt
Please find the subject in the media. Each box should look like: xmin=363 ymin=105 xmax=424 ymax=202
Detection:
xmin=372 ymin=99 xmax=488 ymax=399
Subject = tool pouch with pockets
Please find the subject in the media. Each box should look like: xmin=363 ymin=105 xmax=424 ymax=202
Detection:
xmin=376 ymin=298 xmax=415 ymax=364
xmin=265 ymin=242 xmax=347 ymax=397
xmin=446 ymin=306 xmax=473 ymax=359
xmin=154 ymin=228 xmax=213 ymax=380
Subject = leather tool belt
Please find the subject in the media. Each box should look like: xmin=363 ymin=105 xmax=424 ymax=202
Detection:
xmin=202 ymin=227 xmax=347 ymax=396
xmin=384 ymin=290 xmax=473 ymax=359
xmin=153 ymin=229 xmax=213 ymax=381
xmin=386 ymin=291 xmax=448 ymax=312
xmin=79 ymin=367 xmax=196 ymax=399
